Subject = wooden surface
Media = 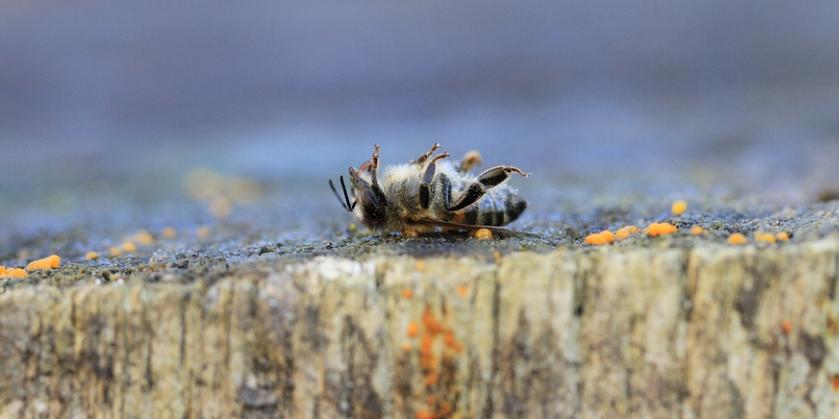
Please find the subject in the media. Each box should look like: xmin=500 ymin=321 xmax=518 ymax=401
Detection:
xmin=1 ymin=236 xmax=837 ymax=418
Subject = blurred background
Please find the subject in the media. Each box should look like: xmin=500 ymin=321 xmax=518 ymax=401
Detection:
xmin=1 ymin=0 xmax=838 ymax=238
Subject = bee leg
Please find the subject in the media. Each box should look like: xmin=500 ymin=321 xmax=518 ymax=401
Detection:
xmin=412 ymin=143 xmax=440 ymax=165
xmin=419 ymin=152 xmax=450 ymax=209
xmin=447 ymin=165 xmax=528 ymax=211
xmin=368 ymin=144 xmax=382 ymax=186
xmin=349 ymin=166 xmax=388 ymax=211
xmin=456 ymin=150 xmax=483 ymax=173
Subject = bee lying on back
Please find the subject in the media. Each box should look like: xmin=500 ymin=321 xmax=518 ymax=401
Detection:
xmin=329 ymin=143 xmax=528 ymax=237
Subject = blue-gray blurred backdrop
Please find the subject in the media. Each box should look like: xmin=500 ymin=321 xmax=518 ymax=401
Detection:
xmin=2 ymin=0 xmax=838 ymax=227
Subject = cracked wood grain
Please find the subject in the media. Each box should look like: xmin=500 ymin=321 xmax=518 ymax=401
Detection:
xmin=1 ymin=237 xmax=837 ymax=418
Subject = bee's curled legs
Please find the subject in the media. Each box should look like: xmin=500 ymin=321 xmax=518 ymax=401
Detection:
xmin=358 ymin=144 xmax=382 ymax=185
xmin=419 ymin=152 xmax=450 ymax=209
xmin=412 ymin=143 xmax=440 ymax=166
xmin=447 ymin=165 xmax=528 ymax=211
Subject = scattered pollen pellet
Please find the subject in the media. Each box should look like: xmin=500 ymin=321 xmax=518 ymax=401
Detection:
xmin=646 ymin=223 xmax=678 ymax=237
xmin=671 ymin=200 xmax=687 ymax=215
xmin=615 ymin=225 xmax=639 ymax=240
xmin=108 ymin=246 xmax=122 ymax=257
xmin=121 ymin=241 xmax=137 ymax=253
xmin=162 ymin=227 xmax=177 ymax=239
xmin=776 ymin=232 xmax=790 ymax=241
xmin=5 ymin=268 xmax=27 ymax=279
xmin=474 ymin=228 xmax=493 ymax=240
xmin=690 ymin=226 xmax=704 ymax=235
xmin=583 ymin=232 xmax=604 ymax=245
xmin=402 ymin=288 xmax=414 ymax=299
xmin=406 ymin=321 xmax=419 ymax=338
xmin=728 ymin=233 xmax=748 ymax=245
xmin=133 ymin=230 xmax=154 ymax=246
xmin=457 ymin=285 xmax=470 ymax=298
xmin=84 ymin=251 xmax=99 ymax=260
xmin=584 ymin=230 xmax=615 ymax=245
xmin=26 ymin=255 xmax=61 ymax=271
xmin=754 ymin=232 xmax=776 ymax=244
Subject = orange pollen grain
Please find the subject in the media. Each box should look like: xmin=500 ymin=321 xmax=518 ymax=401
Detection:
xmin=121 ymin=241 xmax=137 ymax=253
xmin=690 ymin=226 xmax=704 ymax=236
xmin=162 ymin=227 xmax=177 ymax=239
xmin=671 ymin=200 xmax=687 ymax=215
xmin=474 ymin=228 xmax=493 ymax=240
xmin=84 ymin=251 xmax=99 ymax=260
xmin=776 ymin=232 xmax=790 ymax=241
xmin=133 ymin=230 xmax=154 ymax=246
xmin=646 ymin=223 xmax=678 ymax=237
xmin=755 ymin=232 xmax=776 ymax=244
xmin=4 ymin=268 xmax=28 ymax=279
xmin=728 ymin=233 xmax=748 ymax=245
xmin=402 ymin=288 xmax=414 ymax=299
xmin=457 ymin=285 xmax=470 ymax=298
xmin=407 ymin=322 xmax=419 ymax=338
xmin=26 ymin=255 xmax=61 ymax=272
xmin=584 ymin=230 xmax=614 ymax=245
xmin=108 ymin=247 xmax=123 ymax=257
xmin=615 ymin=226 xmax=639 ymax=240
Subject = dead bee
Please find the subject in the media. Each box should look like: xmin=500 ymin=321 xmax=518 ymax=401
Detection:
xmin=329 ymin=143 xmax=528 ymax=236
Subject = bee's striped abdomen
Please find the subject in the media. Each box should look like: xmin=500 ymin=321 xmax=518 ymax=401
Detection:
xmin=503 ymin=194 xmax=527 ymax=224
xmin=479 ymin=202 xmax=504 ymax=226
xmin=434 ymin=171 xmax=527 ymax=228
xmin=463 ymin=206 xmax=479 ymax=225
xmin=472 ymin=193 xmax=526 ymax=226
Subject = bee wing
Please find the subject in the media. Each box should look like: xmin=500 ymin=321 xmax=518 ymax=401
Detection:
xmin=415 ymin=218 xmax=539 ymax=238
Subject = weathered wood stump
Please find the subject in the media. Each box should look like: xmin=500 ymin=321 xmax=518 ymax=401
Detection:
xmin=1 ymin=237 xmax=837 ymax=418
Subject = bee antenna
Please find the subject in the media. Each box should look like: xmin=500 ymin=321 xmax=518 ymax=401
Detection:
xmin=339 ymin=175 xmax=353 ymax=211
xmin=328 ymin=178 xmax=349 ymax=211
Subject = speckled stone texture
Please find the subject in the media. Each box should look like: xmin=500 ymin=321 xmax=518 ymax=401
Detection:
xmin=1 ymin=235 xmax=837 ymax=418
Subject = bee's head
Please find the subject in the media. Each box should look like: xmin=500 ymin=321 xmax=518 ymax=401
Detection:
xmin=348 ymin=166 xmax=388 ymax=227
